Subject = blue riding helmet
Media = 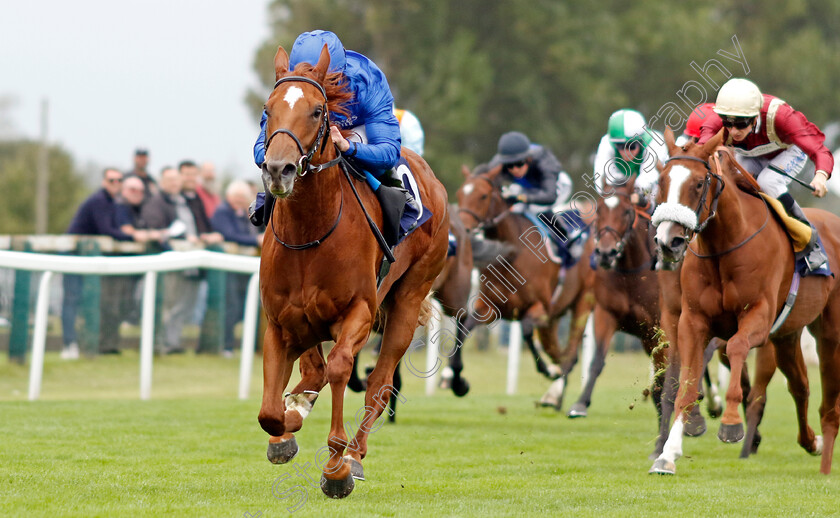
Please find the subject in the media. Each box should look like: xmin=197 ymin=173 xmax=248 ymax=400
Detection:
xmin=289 ymin=30 xmax=347 ymax=74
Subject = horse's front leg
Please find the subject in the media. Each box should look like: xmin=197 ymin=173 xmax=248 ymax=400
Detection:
xmin=718 ymin=304 xmax=773 ymax=444
xmin=282 ymin=346 xmax=328 ymax=435
xmin=319 ymin=301 xmax=373 ymax=499
xmin=258 ymin=323 xmax=303 ymax=464
xmin=741 ymin=340 xmax=775 ymax=457
xmin=650 ymin=311 xmax=709 ymax=474
xmin=568 ymin=304 xmax=615 ymax=418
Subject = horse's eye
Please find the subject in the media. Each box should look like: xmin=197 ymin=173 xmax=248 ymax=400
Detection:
xmin=696 ymin=182 xmax=703 ymax=190
xmin=313 ymin=107 xmax=323 ymax=118
xmin=480 ymin=194 xmax=488 ymax=201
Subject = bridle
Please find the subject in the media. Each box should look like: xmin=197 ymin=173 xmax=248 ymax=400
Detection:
xmin=665 ymin=154 xmax=725 ymax=236
xmin=666 ymin=149 xmax=769 ymax=259
xmin=458 ymin=174 xmax=510 ymax=233
xmin=263 ymin=75 xmax=344 ymax=250
xmin=262 ymin=75 xmax=342 ymax=177
xmin=260 ymin=74 xmax=396 ymax=269
xmin=595 ymin=193 xmax=654 ymax=271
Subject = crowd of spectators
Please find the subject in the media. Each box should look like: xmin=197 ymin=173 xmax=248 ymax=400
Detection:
xmin=60 ymin=148 xmax=262 ymax=360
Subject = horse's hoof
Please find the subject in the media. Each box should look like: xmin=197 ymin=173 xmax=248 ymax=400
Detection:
xmin=343 ymin=455 xmax=365 ymax=480
xmin=751 ymin=432 xmax=762 ymax=454
xmin=810 ymin=435 xmax=824 ymax=456
xmin=452 ymin=377 xmax=470 ymax=397
xmin=267 ymin=436 xmax=298 ymax=464
xmin=718 ymin=423 xmax=745 ymax=443
xmin=536 ymin=397 xmax=562 ymax=411
xmin=649 ymin=458 xmax=676 ymax=475
xmin=683 ymin=416 xmax=707 ymax=437
xmin=567 ymin=403 xmax=588 ymax=418
xmin=320 ymin=472 xmax=355 ymax=499
xmin=707 ymin=398 xmax=723 ymax=418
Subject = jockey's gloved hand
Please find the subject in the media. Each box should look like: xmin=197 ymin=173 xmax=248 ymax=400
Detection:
xmin=501 ymin=183 xmax=524 ymax=202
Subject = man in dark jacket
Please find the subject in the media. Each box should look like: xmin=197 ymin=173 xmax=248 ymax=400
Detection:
xmin=61 ymin=168 xmax=149 ymax=359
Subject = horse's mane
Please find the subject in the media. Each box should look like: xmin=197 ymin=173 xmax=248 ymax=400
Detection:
xmin=283 ymin=63 xmax=354 ymax=120
xmin=680 ymin=141 xmax=762 ymax=198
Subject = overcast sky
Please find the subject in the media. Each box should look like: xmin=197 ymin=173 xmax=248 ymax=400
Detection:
xmin=0 ymin=0 xmax=271 ymax=182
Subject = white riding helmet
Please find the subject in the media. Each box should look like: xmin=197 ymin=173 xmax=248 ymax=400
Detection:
xmin=713 ymin=78 xmax=763 ymax=118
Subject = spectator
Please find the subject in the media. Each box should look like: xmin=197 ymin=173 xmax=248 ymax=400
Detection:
xmin=211 ymin=180 xmax=264 ymax=356
xmin=124 ymin=148 xmax=158 ymax=199
xmin=141 ymin=166 xmax=221 ymax=354
xmin=60 ymin=168 xmax=150 ymax=359
xmin=196 ymin=161 xmax=221 ymax=218
xmin=180 ymin=160 xmax=223 ymax=244
xmin=180 ymin=160 xmax=223 ymax=327
xmin=97 ymin=177 xmax=162 ymax=354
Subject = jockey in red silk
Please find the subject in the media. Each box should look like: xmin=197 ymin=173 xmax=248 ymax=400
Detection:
xmin=698 ymin=78 xmax=834 ymax=271
xmin=677 ymin=103 xmax=716 ymax=146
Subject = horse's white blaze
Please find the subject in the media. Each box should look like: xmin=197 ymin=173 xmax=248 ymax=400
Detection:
xmin=604 ymin=196 xmax=620 ymax=209
xmin=463 ymin=183 xmax=474 ymax=196
xmin=660 ymin=414 xmax=685 ymax=464
xmin=283 ymin=86 xmax=304 ymax=109
xmin=665 ymin=165 xmax=691 ymax=205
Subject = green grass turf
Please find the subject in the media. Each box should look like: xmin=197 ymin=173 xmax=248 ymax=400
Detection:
xmin=0 ymin=345 xmax=838 ymax=517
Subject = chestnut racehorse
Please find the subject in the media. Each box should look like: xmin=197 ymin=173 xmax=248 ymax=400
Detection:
xmin=650 ymin=128 xmax=840 ymax=475
xmin=569 ymin=181 xmax=709 ymax=443
xmin=455 ymin=164 xmax=595 ymax=401
xmin=257 ymin=45 xmax=449 ymax=497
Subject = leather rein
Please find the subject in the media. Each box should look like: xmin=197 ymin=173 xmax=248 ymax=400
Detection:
xmin=667 ymin=147 xmax=769 ymax=259
xmin=262 ymin=75 xmax=395 ymax=265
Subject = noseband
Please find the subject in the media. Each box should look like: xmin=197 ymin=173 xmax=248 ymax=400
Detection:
xmin=665 ymin=155 xmax=725 ymax=235
xmin=262 ymin=75 xmax=341 ymax=177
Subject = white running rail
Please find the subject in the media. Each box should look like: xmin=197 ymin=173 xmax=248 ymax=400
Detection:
xmin=0 ymin=250 xmax=260 ymax=401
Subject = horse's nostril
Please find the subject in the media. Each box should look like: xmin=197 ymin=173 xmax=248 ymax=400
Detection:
xmin=281 ymin=163 xmax=297 ymax=177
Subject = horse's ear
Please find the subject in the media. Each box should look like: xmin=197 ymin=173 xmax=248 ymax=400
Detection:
xmin=701 ymin=128 xmax=725 ymax=156
xmin=461 ymin=165 xmax=471 ymax=179
xmin=312 ymin=44 xmax=331 ymax=83
xmin=664 ymin=127 xmax=679 ymax=155
xmin=274 ymin=46 xmax=289 ymax=81
xmin=486 ymin=163 xmax=504 ymax=178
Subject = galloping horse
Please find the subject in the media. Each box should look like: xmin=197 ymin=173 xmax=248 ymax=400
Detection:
xmin=257 ymin=45 xmax=449 ymax=497
xmin=569 ymin=180 xmax=707 ymax=433
xmin=455 ymin=164 xmax=595 ymax=400
xmin=650 ymin=128 xmax=840 ymax=475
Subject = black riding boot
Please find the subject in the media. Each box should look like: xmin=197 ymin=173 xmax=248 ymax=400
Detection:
xmin=777 ymin=193 xmax=827 ymax=272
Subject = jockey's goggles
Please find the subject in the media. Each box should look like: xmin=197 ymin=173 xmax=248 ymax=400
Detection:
xmin=614 ymin=141 xmax=641 ymax=152
xmin=720 ymin=116 xmax=755 ymax=130
xmin=506 ymin=160 xmax=527 ymax=168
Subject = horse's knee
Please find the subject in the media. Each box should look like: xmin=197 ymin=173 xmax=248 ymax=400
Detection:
xmin=326 ymin=349 xmax=354 ymax=385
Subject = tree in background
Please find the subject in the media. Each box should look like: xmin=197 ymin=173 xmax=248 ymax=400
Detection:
xmin=246 ymin=0 xmax=840 ymax=198
xmin=0 ymin=140 xmax=87 ymax=234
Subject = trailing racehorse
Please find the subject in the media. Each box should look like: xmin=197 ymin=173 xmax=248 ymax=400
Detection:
xmin=257 ymin=45 xmax=449 ymax=497
xmin=650 ymin=128 xmax=840 ymax=475
xmin=566 ymin=180 xmax=708 ymax=442
xmin=454 ymin=163 xmax=595 ymax=402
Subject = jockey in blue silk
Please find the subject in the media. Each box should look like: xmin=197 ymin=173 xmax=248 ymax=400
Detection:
xmin=253 ymin=30 xmax=401 ymax=191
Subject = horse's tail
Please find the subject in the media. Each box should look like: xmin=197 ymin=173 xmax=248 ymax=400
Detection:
xmin=417 ymin=290 xmax=435 ymax=328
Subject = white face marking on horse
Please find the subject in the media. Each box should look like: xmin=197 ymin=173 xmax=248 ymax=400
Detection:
xmin=604 ymin=196 xmax=620 ymax=209
xmin=283 ymin=86 xmax=304 ymax=110
xmin=463 ymin=184 xmax=474 ymax=196
xmin=666 ymin=165 xmax=691 ymax=205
